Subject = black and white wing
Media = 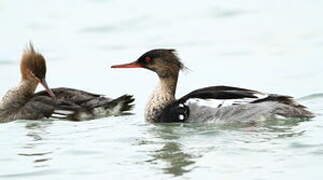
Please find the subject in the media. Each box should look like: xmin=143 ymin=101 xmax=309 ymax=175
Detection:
xmin=158 ymin=86 xmax=309 ymax=123
xmin=179 ymin=86 xmax=271 ymax=108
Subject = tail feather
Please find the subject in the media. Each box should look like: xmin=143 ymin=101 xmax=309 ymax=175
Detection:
xmin=252 ymin=94 xmax=305 ymax=108
xmin=102 ymin=94 xmax=135 ymax=116
xmin=50 ymin=95 xmax=135 ymax=121
xmin=252 ymin=94 xmax=314 ymax=118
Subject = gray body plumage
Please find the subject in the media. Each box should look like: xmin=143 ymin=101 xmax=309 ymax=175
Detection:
xmin=185 ymin=101 xmax=313 ymax=123
xmin=0 ymin=87 xmax=134 ymax=123
xmin=145 ymin=77 xmax=313 ymax=123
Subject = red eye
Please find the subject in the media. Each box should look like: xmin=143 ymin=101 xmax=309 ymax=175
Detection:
xmin=145 ymin=57 xmax=152 ymax=63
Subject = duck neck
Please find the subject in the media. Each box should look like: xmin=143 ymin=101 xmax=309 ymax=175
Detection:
xmin=0 ymin=79 xmax=38 ymax=115
xmin=145 ymin=72 xmax=179 ymax=122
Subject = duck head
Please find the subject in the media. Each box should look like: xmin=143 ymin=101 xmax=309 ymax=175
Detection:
xmin=111 ymin=49 xmax=184 ymax=78
xmin=20 ymin=44 xmax=56 ymax=98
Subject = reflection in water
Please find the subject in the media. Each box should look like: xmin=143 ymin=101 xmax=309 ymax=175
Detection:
xmin=141 ymin=124 xmax=196 ymax=177
xmin=138 ymin=118 xmax=311 ymax=177
xmin=149 ymin=141 xmax=194 ymax=176
xmin=18 ymin=152 xmax=52 ymax=156
xmin=19 ymin=121 xmax=53 ymax=168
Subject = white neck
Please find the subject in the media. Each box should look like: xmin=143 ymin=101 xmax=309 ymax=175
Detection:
xmin=145 ymin=74 xmax=178 ymax=122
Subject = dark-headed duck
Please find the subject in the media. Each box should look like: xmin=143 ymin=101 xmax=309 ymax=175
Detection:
xmin=111 ymin=49 xmax=313 ymax=123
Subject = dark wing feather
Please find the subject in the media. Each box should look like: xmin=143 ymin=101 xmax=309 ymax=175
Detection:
xmin=178 ymin=86 xmax=264 ymax=103
xmin=32 ymin=87 xmax=134 ymax=120
xmin=15 ymin=96 xmax=58 ymax=119
xmin=31 ymin=88 xmax=106 ymax=119
xmin=34 ymin=87 xmax=113 ymax=108
xmin=34 ymin=88 xmax=103 ymax=101
xmin=251 ymin=94 xmax=306 ymax=108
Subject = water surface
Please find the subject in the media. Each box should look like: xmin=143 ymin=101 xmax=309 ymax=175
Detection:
xmin=1 ymin=0 xmax=323 ymax=179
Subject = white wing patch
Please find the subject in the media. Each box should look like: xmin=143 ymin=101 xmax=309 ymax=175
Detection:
xmin=184 ymin=93 xmax=269 ymax=109
xmin=51 ymin=110 xmax=75 ymax=119
xmin=54 ymin=110 xmax=75 ymax=115
xmin=178 ymin=114 xmax=185 ymax=120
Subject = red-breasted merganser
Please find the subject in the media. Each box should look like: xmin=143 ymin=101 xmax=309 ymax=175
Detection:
xmin=0 ymin=44 xmax=134 ymax=123
xmin=111 ymin=49 xmax=314 ymax=123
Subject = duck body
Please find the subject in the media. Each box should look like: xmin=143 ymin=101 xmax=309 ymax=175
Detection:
xmin=0 ymin=87 xmax=134 ymax=122
xmin=33 ymin=88 xmax=134 ymax=121
xmin=0 ymin=80 xmax=43 ymax=122
xmin=111 ymin=49 xmax=314 ymax=123
xmin=157 ymin=86 xmax=313 ymax=123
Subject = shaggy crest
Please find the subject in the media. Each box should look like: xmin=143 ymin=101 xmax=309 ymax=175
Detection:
xmin=20 ymin=43 xmax=47 ymax=80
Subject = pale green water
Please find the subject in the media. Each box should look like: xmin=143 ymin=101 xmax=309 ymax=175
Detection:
xmin=1 ymin=0 xmax=323 ymax=179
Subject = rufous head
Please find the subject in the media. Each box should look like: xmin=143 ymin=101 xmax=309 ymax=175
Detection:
xmin=111 ymin=49 xmax=185 ymax=78
xmin=20 ymin=43 xmax=55 ymax=98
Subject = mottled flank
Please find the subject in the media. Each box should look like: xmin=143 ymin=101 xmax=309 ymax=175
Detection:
xmin=183 ymin=91 xmax=314 ymax=123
